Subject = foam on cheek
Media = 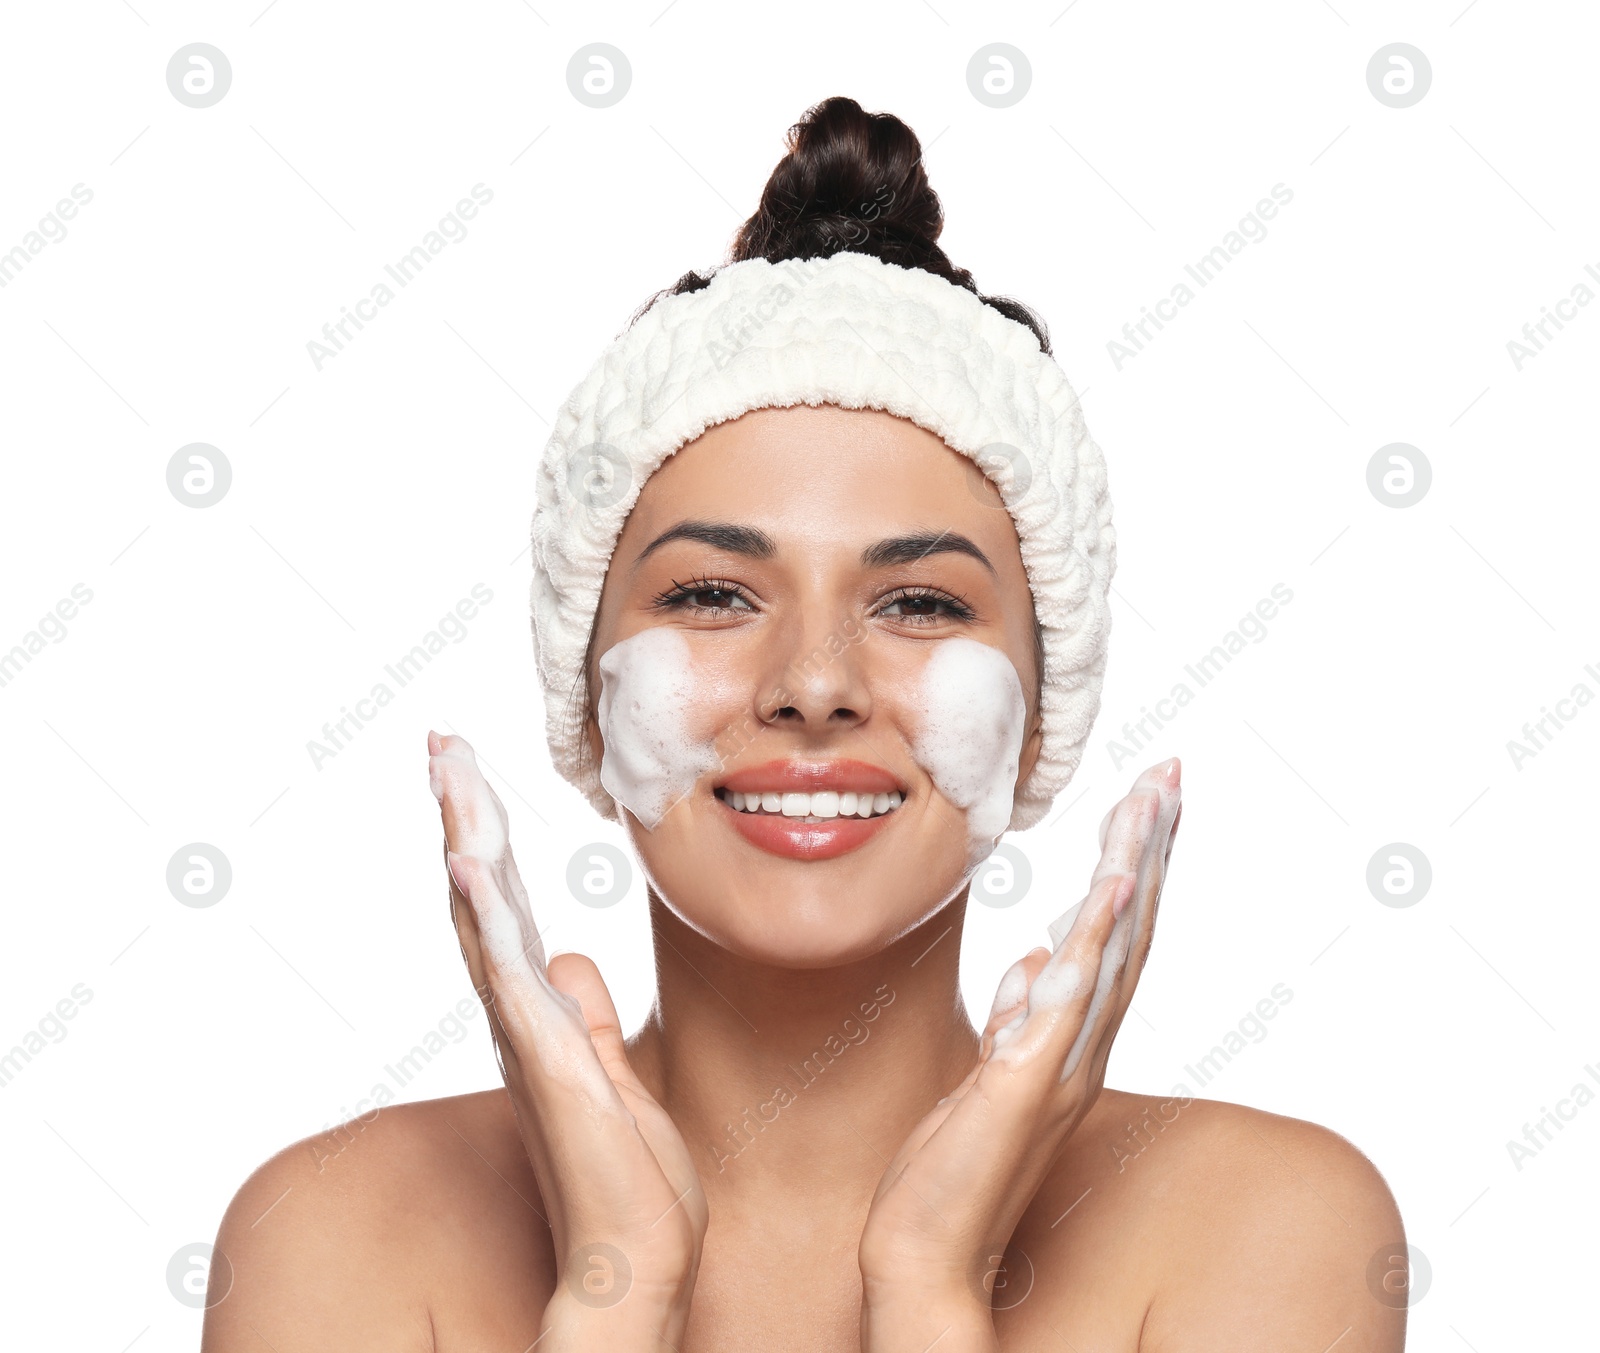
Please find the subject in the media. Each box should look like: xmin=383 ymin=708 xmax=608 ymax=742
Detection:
xmin=596 ymin=627 xmax=722 ymax=830
xmin=907 ymin=637 xmax=1027 ymax=866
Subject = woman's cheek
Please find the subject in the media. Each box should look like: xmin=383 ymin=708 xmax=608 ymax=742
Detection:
xmin=596 ymin=627 xmax=737 ymax=830
xmin=902 ymin=637 xmax=1028 ymax=870
xmin=597 ymin=627 xmax=1027 ymax=867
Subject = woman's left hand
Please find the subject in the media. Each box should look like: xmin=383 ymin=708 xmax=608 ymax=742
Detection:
xmin=857 ymin=756 xmax=1183 ymax=1351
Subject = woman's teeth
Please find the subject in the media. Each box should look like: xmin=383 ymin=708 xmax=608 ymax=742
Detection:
xmin=718 ymin=788 xmax=903 ymax=821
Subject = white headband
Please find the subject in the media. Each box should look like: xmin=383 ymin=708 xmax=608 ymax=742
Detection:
xmin=529 ymin=249 xmax=1116 ymax=833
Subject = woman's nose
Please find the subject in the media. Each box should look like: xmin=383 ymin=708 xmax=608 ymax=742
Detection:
xmin=759 ymin=607 xmax=871 ymax=730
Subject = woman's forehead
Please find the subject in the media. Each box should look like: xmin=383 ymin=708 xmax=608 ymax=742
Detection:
xmin=620 ymin=405 xmax=1014 ymax=553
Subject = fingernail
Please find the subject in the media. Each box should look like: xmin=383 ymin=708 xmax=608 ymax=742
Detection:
xmin=1161 ymin=757 xmax=1181 ymax=788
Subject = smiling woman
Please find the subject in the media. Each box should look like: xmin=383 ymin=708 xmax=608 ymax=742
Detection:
xmin=577 ymin=404 xmax=1051 ymax=940
xmin=204 ymin=96 xmax=1406 ymax=1353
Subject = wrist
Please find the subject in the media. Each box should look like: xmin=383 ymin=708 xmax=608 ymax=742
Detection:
xmin=861 ymin=1286 xmax=998 ymax=1353
xmin=540 ymin=1287 xmax=690 ymax=1351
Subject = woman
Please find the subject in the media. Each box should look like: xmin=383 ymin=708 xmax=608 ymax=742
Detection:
xmin=205 ymin=97 xmax=1406 ymax=1351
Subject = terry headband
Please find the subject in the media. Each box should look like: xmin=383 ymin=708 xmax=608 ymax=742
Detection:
xmin=529 ymin=249 xmax=1116 ymax=834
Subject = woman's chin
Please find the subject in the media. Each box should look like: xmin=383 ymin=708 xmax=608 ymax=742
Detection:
xmin=669 ymin=910 xmax=932 ymax=970
xmin=622 ymin=801 xmax=978 ymax=965
xmin=646 ymin=870 xmax=974 ymax=969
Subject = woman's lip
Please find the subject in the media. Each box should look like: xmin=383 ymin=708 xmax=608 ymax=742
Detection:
xmin=718 ymin=758 xmax=905 ymax=797
xmin=716 ymin=791 xmax=899 ymax=861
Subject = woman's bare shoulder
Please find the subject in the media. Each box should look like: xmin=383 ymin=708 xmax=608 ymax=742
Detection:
xmin=203 ymin=1088 xmax=553 ymax=1353
xmin=1003 ymin=1088 xmax=1407 ymax=1352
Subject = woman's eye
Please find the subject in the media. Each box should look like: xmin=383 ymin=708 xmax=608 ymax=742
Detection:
xmin=878 ymin=592 xmax=974 ymax=623
xmin=661 ymin=584 xmax=753 ymax=614
xmin=687 ymin=588 xmax=745 ymax=610
xmin=881 ymin=597 xmax=938 ymax=616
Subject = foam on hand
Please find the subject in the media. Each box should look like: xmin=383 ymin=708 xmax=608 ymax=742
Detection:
xmin=597 ymin=626 xmax=723 ymax=830
xmin=906 ymin=637 xmax=1028 ymax=869
xmin=429 ymin=736 xmax=629 ymax=1107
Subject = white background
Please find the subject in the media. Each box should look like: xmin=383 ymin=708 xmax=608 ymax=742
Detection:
xmin=1 ymin=2 xmax=1594 ymax=1348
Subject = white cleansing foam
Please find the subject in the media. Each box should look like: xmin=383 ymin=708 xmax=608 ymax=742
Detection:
xmin=596 ymin=626 xmax=722 ymax=830
xmin=906 ymin=637 xmax=1028 ymax=869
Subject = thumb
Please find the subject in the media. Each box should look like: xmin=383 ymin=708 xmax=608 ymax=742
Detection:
xmin=545 ymin=952 xmax=644 ymax=1092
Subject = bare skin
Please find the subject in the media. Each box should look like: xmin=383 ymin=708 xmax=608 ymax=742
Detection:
xmin=203 ymin=406 xmax=1406 ymax=1352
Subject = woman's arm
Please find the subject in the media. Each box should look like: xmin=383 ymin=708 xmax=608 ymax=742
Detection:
xmin=429 ymin=730 xmax=706 ymax=1348
xmin=200 ymin=1116 xmax=440 ymax=1353
xmin=204 ymin=732 xmax=706 ymax=1351
xmin=857 ymin=758 xmax=1180 ymax=1351
xmin=1135 ymin=1106 xmax=1408 ymax=1353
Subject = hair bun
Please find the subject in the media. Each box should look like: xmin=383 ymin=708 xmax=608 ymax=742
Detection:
xmin=731 ymin=95 xmax=945 ymax=268
xmin=632 ymin=96 xmax=1050 ymax=353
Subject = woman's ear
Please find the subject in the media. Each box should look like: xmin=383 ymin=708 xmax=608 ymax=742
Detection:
xmin=1016 ymin=708 xmax=1044 ymax=794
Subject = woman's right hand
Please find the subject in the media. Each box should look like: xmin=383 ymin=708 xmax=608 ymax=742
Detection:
xmin=427 ymin=730 xmax=707 ymax=1349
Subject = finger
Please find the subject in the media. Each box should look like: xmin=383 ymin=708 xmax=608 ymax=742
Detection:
xmin=1114 ymin=760 xmax=1182 ymax=1016
xmin=1045 ymin=777 xmax=1162 ymax=944
xmin=544 ymin=953 xmax=709 ymax=1217
xmin=443 ymin=838 xmax=492 ymax=1002
xmin=1092 ymin=779 xmax=1162 ymax=886
xmin=447 ymin=849 xmax=623 ymax=1106
xmin=545 ymin=952 xmax=649 ymax=1097
xmin=428 ymin=732 xmax=621 ymax=1110
xmin=995 ymin=782 xmax=1157 ymax=1049
xmin=1077 ymin=762 xmax=1181 ymax=1087
xmin=1007 ymin=769 xmax=1176 ymax=1080
xmin=1068 ymin=759 xmax=1180 ymax=1002
xmin=431 ymin=732 xmax=513 ymax=872
xmin=989 ymin=869 xmax=1133 ymax=1072
xmin=431 ymin=733 xmax=548 ymax=974
xmin=981 ymin=949 xmax=1049 ymax=1038
xmin=1017 ymin=777 xmax=1171 ymax=1061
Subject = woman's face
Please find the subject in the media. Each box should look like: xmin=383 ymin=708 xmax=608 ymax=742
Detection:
xmin=582 ymin=404 xmax=1044 ymax=968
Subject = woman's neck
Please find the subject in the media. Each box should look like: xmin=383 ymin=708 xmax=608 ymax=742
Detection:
xmin=627 ymin=892 xmax=982 ymax=1220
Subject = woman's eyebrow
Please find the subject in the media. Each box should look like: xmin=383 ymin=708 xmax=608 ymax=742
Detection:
xmin=861 ymin=530 xmax=995 ymax=576
xmin=633 ymin=521 xmax=995 ymax=576
xmin=633 ymin=520 xmax=777 ymax=570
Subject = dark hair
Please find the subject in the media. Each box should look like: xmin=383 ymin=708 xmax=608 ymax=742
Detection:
xmin=573 ymin=97 xmax=1048 ymax=776
xmin=626 ymin=95 xmax=1052 ymax=354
